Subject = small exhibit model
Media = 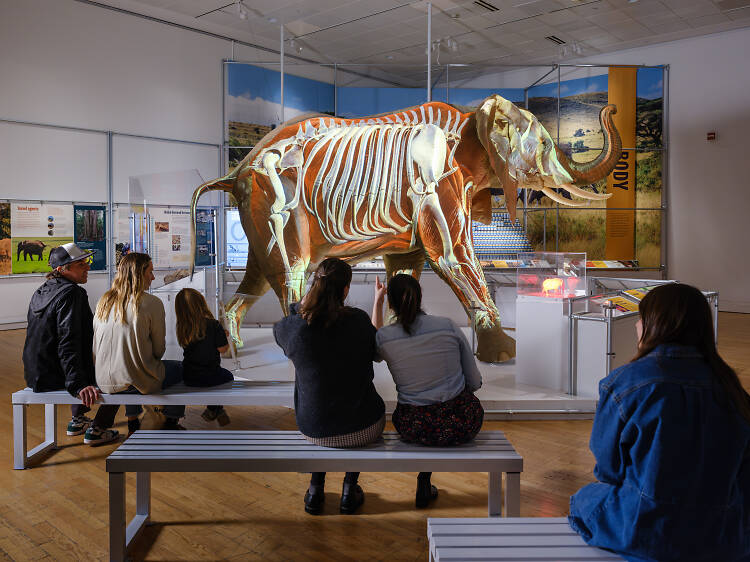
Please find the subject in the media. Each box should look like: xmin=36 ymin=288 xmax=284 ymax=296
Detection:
xmin=190 ymin=95 xmax=621 ymax=362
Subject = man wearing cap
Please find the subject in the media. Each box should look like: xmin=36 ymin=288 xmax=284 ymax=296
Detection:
xmin=22 ymin=242 xmax=119 ymax=445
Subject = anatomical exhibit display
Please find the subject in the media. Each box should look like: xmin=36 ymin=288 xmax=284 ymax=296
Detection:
xmin=191 ymin=95 xmax=622 ymax=362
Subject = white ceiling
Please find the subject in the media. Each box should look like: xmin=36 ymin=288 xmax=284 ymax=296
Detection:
xmin=85 ymin=0 xmax=750 ymax=85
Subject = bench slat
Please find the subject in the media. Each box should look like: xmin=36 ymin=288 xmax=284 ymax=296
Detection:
xmin=435 ymin=546 xmax=621 ymax=560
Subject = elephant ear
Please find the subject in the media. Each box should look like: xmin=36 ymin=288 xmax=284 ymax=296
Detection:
xmin=476 ymin=95 xmax=519 ymax=222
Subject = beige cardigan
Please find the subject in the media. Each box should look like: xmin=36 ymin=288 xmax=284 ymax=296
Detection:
xmin=93 ymin=293 xmax=166 ymax=395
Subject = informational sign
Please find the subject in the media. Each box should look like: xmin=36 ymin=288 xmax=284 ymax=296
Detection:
xmin=194 ymin=209 xmax=215 ymax=267
xmin=606 ymin=67 xmax=637 ymax=260
xmin=150 ymin=207 xmax=192 ymax=268
xmin=0 ymin=203 xmax=10 ymax=275
xmin=11 ymin=203 xmax=74 ymax=274
xmin=226 ymin=209 xmax=248 ymax=268
xmin=74 ymin=205 xmax=107 ymax=270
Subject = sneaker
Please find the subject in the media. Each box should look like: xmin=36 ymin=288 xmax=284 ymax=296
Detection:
xmin=66 ymin=415 xmax=93 ymax=436
xmin=162 ymin=418 xmax=187 ymax=431
xmin=216 ymin=410 xmax=231 ymax=427
xmin=83 ymin=427 xmax=120 ymax=446
xmin=127 ymin=417 xmax=141 ymax=436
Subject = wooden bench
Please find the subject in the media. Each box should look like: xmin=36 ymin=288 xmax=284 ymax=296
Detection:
xmin=427 ymin=517 xmax=623 ymax=561
xmin=11 ymin=380 xmax=294 ymax=469
xmin=106 ymin=430 xmax=523 ymax=561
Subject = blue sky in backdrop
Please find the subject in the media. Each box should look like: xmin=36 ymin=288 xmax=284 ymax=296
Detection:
xmin=528 ymin=68 xmax=663 ymax=100
xmin=227 ymin=64 xmax=663 ymax=127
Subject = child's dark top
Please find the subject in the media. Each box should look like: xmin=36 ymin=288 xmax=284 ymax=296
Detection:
xmin=182 ymin=318 xmax=229 ymax=387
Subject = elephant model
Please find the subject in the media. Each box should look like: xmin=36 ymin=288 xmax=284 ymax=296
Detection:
xmin=17 ymin=240 xmax=46 ymax=261
xmin=190 ymin=95 xmax=621 ymax=362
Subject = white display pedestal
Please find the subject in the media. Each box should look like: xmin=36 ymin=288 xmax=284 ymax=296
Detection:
xmin=516 ymin=295 xmax=570 ymax=393
xmin=572 ymin=311 xmax=639 ymax=398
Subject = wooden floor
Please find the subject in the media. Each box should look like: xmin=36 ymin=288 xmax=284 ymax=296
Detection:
xmin=0 ymin=312 xmax=748 ymax=561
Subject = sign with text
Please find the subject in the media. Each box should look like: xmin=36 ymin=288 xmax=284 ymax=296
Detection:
xmin=606 ymin=67 xmax=637 ymax=260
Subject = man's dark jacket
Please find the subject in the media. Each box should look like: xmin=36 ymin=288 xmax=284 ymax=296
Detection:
xmin=23 ymin=276 xmax=95 ymax=397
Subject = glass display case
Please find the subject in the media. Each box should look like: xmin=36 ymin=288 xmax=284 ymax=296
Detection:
xmin=516 ymin=252 xmax=587 ymax=299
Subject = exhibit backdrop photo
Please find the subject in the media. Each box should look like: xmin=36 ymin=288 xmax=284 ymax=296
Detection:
xmin=11 ymin=203 xmax=74 ymax=274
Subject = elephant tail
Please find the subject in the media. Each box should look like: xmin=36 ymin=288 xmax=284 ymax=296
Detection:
xmin=189 ymin=171 xmax=237 ymax=281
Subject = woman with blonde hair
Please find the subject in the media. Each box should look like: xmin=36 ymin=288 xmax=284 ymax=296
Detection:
xmin=175 ymin=287 xmax=233 ymax=425
xmin=93 ymin=252 xmax=185 ymax=431
xmin=274 ymin=257 xmax=385 ymax=515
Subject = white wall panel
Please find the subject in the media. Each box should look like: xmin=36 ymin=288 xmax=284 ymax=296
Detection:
xmin=0 ymin=273 xmax=111 ymax=325
xmin=0 ymin=122 xmax=107 ymax=202
xmin=112 ymin=136 xmax=220 ymax=205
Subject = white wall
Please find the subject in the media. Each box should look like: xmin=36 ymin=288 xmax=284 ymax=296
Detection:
xmin=0 ymin=0 xmax=234 ymax=323
xmin=472 ymin=28 xmax=750 ymax=312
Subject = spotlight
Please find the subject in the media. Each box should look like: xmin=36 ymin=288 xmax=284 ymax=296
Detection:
xmin=236 ymin=1 xmax=248 ymax=20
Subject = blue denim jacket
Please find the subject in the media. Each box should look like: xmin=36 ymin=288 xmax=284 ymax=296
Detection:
xmin=569 ymin=344 xmax=750 ymax=562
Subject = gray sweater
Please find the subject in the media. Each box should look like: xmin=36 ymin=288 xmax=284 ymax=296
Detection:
xmin=376 ymin=313 xmax=482 ymax=406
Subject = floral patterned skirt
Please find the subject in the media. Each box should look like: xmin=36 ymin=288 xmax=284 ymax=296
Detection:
xmin=392 ymin=388 xmax=484 ymax=446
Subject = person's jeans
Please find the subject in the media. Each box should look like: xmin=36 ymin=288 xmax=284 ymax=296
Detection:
xmin=96 ymin=360 xmax=185 ymax=427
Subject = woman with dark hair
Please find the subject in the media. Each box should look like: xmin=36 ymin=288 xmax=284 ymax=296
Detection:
xmin=569 ymin=283 xmax=750 ymax=562
xmin=274 ymin=257 xmax=385 ymax=515
xmin=372 ymin=273 xmax=483 ymax=508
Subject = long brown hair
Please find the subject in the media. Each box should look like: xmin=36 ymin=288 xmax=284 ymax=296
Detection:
xmin=95 ymin=252 xmax=152 ymax=323
xmin=633 ymin=283 xmax=750 ymax=424
xmin=387 ymin=273 xmax=423 ymax=335
xmin=299 ymin=258 xmax=352 ymax=327
xmin=175 ymin=288 xmax=214 ymax=347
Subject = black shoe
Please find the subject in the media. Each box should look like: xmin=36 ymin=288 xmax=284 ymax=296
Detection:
xmin=415 ymin=484 xmax=439 ymax=509
xmin=304 ymin=489 xmax=325 ymax=515
xmin=340 ymin=484 xmax=365 ymax=514
xmin=127 ymin=417 xmax=141 ymax=436
xmin=162 ymin=418 xmax=186 ymax=430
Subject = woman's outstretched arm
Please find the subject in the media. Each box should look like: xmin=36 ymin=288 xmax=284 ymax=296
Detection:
xmin=372 ymin=276 xmax=386 ymax=329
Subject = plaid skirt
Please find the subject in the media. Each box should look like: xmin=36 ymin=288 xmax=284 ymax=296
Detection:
xmin=303 ymin=415 xmax=385 ymax=448
xmin=392 ymin=388 xmax=484 ymax=446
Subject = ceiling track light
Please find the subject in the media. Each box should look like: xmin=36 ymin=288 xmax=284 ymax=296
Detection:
xmin=236 ymin=0 xmax=248 ymax=20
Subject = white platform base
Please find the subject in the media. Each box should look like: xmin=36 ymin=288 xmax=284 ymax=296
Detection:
xmin=166 ymin=327 xmax=596 ymax=420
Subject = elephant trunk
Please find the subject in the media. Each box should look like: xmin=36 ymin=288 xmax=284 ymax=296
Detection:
xmin=563 ymin=104 xmax=622 ymax=185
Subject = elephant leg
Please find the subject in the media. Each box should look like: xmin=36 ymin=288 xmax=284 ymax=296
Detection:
xmin=245 ymin=172 xmax=311 ymax=318
xmin=416 ymin=180 xmax=515 ymax=363
xmin=223 ymin=248 xmax=271 ymax=350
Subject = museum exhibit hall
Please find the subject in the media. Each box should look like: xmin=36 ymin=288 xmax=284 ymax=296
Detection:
xmin=1 ymin=0 xmax=749 ymax=560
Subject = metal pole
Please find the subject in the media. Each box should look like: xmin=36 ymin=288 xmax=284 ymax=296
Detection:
xmin=107 ymin=131 xmax=114 ymax=284
xmin=212 ymin=208 xmax=220 ymax=318
xmin=556 ymin=65 xmax=560 ymax=252
xmin=446 ymin=64 xmax=450 ymax=104
xmin=427 ymin=2 xmax=432 ymax=102
xmin=659 ymin=65 xmax=672 ymax=278
xmin=280 ymin=26 xmax=285 ymax=123
xmin=334 ymin=63 xmax=338 ymax=116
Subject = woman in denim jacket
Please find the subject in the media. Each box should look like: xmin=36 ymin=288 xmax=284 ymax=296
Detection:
xmin=569 ymin=283 xmax=750 ymax=562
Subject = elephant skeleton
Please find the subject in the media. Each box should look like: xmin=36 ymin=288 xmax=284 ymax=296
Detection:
xmin=191 ymin=95 xmax=621 ymax=362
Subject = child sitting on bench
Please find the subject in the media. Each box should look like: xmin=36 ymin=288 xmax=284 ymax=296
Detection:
xmin=175 ymin=288 xmax=233 ymax=425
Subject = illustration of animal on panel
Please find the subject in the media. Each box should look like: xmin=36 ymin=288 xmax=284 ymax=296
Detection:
xmin=190 ymin=95 xmax=621 ymax=362
xmin=17 ymin=240 xmax=47 ymax=261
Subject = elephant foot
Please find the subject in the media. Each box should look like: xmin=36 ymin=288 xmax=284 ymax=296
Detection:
xmin=475 ymin=321 xmax=516 ymax=363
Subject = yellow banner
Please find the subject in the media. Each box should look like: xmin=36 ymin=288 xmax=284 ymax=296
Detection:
xmin=605 ymin=67 xmax=637 ymax=260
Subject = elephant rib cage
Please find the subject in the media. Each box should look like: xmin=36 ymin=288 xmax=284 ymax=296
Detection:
xmin=254 ymin=107 xmax=469 ymax=246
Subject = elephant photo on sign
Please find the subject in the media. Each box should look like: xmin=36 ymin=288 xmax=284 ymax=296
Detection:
xmin=191 ymin=95 xmax=621 ymax=362
xmin=17 ymin=240 xmax=47 ymax=261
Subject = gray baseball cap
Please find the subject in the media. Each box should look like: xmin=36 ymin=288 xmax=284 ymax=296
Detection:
xmin=48 ymin=243 xmax=95 ymax=268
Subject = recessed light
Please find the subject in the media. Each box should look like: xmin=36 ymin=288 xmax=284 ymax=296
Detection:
xmin=268 ymin=17 xmax=277 ymax=23
xmin=386 ymin=55 xmax=394 ymax=60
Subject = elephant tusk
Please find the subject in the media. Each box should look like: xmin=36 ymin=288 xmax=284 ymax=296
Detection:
xmin=541 ymin=186 xmax=588 ymax=206
xmin=559 ymin=183 xmax=612 ymax=201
